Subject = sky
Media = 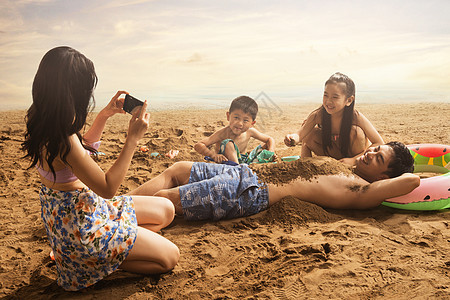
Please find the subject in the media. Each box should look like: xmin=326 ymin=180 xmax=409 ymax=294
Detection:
xmin=1 ymin=0 xmax=449 ymax=111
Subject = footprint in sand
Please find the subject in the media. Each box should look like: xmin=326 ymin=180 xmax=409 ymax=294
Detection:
xmin=0 ymin=234 xmax=30 ymax=246
xmin=273 ymin=277 xmax=308 ymax=300
xmin=205 ymin=265 xmax=230 ymax=277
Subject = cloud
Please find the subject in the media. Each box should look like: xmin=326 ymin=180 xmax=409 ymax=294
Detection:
xmin=0 ymin=2 xmax=25 ymax=33
xmin=95 ymin=0 xmax=156 ymax=9
xmin=183 ymin=53 xmax=203 ymax=63
xmin=1 ymin=0 xmax=450 ymax=110
xmin=114 ymin=20 xmax=138 ymax=36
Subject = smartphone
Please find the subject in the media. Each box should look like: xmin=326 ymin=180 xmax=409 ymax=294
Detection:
xmin=123 ymin=94 xmax=144 ymax=114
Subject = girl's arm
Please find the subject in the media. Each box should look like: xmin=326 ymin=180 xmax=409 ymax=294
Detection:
xmin=284 ymin=109 xmax=320 ymax=146
xmin=356 ymin=112 xmax=384 ymax=147
xmin=83 ymin=91 xmax=127 ymax=144
xmin=248 ymin=128 xmax=275 ymax=152
xmin=342 ymin=112 xmax=385 ymax=165
xmin=67 ymin=101 xmax=150 ymax=199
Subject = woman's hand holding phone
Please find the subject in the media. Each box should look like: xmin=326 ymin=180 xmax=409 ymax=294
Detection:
xmin=123 ymin=94 xmax=145 ymax=114
xmin=101 ymin=91 xmax=128 ymax=118
xmin=127 ymin=100 xmax=149 ymax=144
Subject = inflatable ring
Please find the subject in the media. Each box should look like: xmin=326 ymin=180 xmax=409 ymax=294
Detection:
xmin=382 ymin=144 xmax=450 ymax=210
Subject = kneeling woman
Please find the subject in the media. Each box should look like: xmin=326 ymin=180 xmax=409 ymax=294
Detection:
xmin=22 ymin=47 xmax=179 ymax=291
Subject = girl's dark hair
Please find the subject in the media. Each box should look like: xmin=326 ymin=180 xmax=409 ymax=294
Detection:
xmin=21 ymin=46 xmax=98 ymax=179
xmin=321 ymin=72 xmax=356 ymax=158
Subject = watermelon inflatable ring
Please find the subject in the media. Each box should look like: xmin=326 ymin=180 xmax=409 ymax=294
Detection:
xmin=382 ymin=144 xmax=450 ymax=210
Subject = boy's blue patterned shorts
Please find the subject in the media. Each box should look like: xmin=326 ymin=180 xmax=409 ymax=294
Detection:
xmin=179 ymin=162 xmax=269 ymax=221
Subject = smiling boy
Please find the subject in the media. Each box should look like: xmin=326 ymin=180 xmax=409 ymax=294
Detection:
xmin=194 ymin=96 xmax=275 ymax=164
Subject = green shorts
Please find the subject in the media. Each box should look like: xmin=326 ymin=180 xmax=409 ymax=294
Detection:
xmin=219 ymin=139 xmax=274 ymax=164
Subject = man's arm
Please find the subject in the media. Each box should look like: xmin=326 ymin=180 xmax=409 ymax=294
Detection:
xmin=289 ymin=173 xmax=420 ymax=210
xmin=354 ymin=173 xmax=420 ymax=209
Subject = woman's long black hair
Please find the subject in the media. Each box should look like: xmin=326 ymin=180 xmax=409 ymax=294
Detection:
xmin=21 ymin=46 xmax=98 ymax=178
xmin=321 ymin=72 xmax=356 ymax=158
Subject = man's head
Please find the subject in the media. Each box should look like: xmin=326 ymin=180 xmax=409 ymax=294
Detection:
xmin=354 ymin=141 xmax=414 ymax=183
xmin=226 ymin=96 xmax=258 ymax=135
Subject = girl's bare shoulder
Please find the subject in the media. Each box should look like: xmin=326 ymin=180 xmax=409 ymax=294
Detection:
xmin=352 ymin=109 xmax=369 ymax=125
xmin=305 ymin=106 xmax=322 ymax=125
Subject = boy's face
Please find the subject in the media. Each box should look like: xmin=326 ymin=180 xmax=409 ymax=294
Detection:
xmin=226 ymin=109 xmax=256 ymax=135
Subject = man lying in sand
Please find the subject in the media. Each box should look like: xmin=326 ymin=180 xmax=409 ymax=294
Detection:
xmin=131 ymin=142 xmax=419 ymax=221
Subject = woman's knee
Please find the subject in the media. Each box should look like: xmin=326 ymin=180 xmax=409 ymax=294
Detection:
xmin=125 ymin=230 xmax=180 ymax=273
xmin=162 ymin=242 xmax=180 ymax=271
xmin=156 ymin=196 xmax=176 ymax=226
xmin=164 ymin=198 xmax=176 ymax=222
xmin=155 ymin=188 xmax=183 ymax=215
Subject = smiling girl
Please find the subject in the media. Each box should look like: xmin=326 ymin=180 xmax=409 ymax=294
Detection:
xmin=284 ymin=72 xmax=384 ymax=163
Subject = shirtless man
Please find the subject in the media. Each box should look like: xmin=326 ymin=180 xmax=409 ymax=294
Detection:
xmin=131 ymin=142 xmax=419 ymax=221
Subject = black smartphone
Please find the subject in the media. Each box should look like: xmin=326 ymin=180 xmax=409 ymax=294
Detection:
xmin=123 ymin=94 xmax=144 ymax=114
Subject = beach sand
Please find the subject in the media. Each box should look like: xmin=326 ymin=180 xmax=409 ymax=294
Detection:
xmin=0 ymin=102 xmax=449 ymax=299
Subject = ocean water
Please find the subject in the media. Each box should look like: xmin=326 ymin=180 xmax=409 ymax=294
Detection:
xmin=2 ymin=89 xmax=448 ymax=112
xmin=94 ymin=89 xmax=449 ymax=112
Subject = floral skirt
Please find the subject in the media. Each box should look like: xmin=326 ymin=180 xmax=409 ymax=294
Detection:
xmin=39 ymin=185 xmax=138 ymax=291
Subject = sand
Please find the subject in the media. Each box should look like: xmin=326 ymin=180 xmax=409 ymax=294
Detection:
xmin=0 ymin=102 xmax=449 ymax=299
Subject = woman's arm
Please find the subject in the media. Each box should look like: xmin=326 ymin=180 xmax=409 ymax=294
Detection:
xmin=83 ymin=91 xmax=127 ymax=144
xmin=68 ymin=101 xmax=150 ymax=198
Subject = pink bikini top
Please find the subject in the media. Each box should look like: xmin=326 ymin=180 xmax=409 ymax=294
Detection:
xmin=36 ymin=141 xmax=100 ymax=183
